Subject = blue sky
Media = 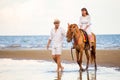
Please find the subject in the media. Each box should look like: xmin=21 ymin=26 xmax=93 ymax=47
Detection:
xmin=0 ymin=0 xmax=120 ymax=35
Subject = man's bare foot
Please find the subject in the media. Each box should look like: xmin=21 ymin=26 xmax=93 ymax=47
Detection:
xmin=57 ymin=67 xmax=60 ymax=72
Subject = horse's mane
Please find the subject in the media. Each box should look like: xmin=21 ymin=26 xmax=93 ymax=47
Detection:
xmin=71 ymin=24 xmax=80 ymax=35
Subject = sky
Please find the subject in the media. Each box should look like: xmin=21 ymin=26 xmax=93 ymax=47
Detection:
xmin=0 ymin=0 xmax=120 ymax=35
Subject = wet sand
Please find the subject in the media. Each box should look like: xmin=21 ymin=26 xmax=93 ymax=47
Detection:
xmin=0 ymin=59 xmax=120 ymax=80
xmin=0 ymin=49 xmax=120 ymax=80
xmin=0 ymin=49 xmax=120 ymax=67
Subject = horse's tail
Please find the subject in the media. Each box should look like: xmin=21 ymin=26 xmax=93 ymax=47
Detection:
xmin=90 ymin=33 xmax=96 ymax=63
xmin=90 ymin=46 xmax=96 ymax=63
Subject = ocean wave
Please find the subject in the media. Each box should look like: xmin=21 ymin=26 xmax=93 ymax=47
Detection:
xmin=8 ymin=44 xmax=21 ymax=48
xmin=0 ymin=44 xmax=6 ymax=48
xmin=0 ymin=35 xmax=120 ymax=49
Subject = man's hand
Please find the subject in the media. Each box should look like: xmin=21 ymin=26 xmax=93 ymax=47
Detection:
xmin=47 ymin=45 xmax=49 ymax=50
xmin=47 ymin=39 xmax=51 ymax=50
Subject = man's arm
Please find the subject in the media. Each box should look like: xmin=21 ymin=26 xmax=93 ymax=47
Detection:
xmin=47 ymin=29 xmax=52 ymax=50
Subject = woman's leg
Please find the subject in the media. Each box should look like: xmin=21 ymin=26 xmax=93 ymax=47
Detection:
xmin=88 ymin=34 xmax=92 ymax=48
xmin=86 ymin=28 xmax=93 ymax=48
xmin=88 ymin=34 xmax=93 ymax=43
xmin=86 ymin=27 xmax=93 ymax=42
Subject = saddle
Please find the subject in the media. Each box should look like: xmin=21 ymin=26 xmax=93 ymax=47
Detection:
xmin=79 ymin=29 xmax=89 ymax=45
xmin=72 ymin=29 xmax=90 ymax=49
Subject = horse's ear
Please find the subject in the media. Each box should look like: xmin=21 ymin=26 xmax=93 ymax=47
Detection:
xmin=68 ymin=23 xmax=70 ymax=28
xmin=74 ymin=24 xmax=78 ymax=29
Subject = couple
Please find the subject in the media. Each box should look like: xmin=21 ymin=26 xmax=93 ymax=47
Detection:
xmin=47 ymin=8 xmax=93 ymax=72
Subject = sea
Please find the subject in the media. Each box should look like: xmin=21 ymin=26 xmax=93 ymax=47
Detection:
xmin=0 ymin=34 xmax=120 ymax=49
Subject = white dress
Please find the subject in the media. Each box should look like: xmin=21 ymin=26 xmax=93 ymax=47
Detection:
xmin=79 ymin=15 xmax=92 ymax=35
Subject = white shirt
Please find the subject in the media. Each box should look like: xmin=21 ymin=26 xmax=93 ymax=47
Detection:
xmin=49 ymin=27 xmax=65 ymax=46
xmin=79 ymin=15 xmax=91 ymax=29
xmin=79 ymin=15 xmax=92 ymax=35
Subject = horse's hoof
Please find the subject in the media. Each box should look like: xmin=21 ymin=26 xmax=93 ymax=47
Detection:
xmin=95 ymin=67 xmax=97 ymax=71
xmin=85 ymin=68 xmax=88 ymax=71
xmin=80 ymin=68 xmax=85 ymax=72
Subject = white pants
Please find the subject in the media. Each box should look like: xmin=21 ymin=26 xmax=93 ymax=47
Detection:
xmin=52 ymin=44 xmax=62 ymax=55
xmin=86 ymin=27 xmax=92 ymax=35
xmin=81 ymin=26 xmax=92 ymax=35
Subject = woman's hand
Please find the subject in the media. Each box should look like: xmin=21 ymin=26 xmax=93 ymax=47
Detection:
xmin=84 ymin=25 xmax=89 ymax=31
xmin=84 ymin=28 xmax=87 ymax=31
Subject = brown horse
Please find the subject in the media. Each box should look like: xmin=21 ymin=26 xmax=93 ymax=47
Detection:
xmin=66 ymin=24 xmax=97 ymax=71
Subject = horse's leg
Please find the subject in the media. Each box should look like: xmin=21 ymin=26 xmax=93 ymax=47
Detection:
xmin=93 ymin=46 xmax=97 ymax=70
xmin=87 ymin=70 xmax=90 ymax=80
xmin=91 ymin=33 xmax=97 ymax=70
xmin=76 ymin=50 xmax=80 ymax=67
xmin=79 ymin=50 xmax=84 ymax=71
xmin=91 ymin=44 xmax=97 ymax=70
xmin=85 ymin=49 xmax=89 ymax=70
xmin=94 ymin=54 xmax=97 ymax=70
xmin=79 ymin=70 xmax=82 ymax=80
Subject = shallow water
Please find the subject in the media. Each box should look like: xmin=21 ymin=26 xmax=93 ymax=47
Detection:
xmin=0 ymin=59 xmax=120 ymax=80
xmin=0 ymin=35 xmax=120 ymax=49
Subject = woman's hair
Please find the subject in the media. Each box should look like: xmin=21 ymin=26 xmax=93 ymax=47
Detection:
xmin=81 ymin=8 xmax=89 ymax=16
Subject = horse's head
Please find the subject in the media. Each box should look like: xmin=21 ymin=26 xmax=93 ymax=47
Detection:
xmin=66 ymin=23 xmax=79 ymax=42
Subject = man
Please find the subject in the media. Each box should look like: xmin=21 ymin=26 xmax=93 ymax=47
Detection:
xmin=47 ymin=19 xmax=65 ymax=72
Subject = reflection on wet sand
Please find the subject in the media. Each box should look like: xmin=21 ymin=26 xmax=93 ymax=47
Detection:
xmin=0 ymin=59 xmax=120 ymax=80
xmin=54 ymin=70 xmax=97 ymax=80
xmin=54 ymin=71 xmax=63 ymax=80
xmin=78 ymin=70 xmax=96 ymax=80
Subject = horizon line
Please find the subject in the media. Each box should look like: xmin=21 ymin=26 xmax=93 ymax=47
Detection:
xmin=0 ymin=34 xmax=120 ymax=36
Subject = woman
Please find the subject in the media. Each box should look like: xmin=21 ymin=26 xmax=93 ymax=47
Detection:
xmin=79 ymin=8 xmax=93 ymax=47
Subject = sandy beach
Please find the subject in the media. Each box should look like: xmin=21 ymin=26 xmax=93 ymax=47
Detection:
xmin=0 ymin=49 xmax=120 ymax=67
xmin=0 ymin=49 xmax=120 ymax=80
